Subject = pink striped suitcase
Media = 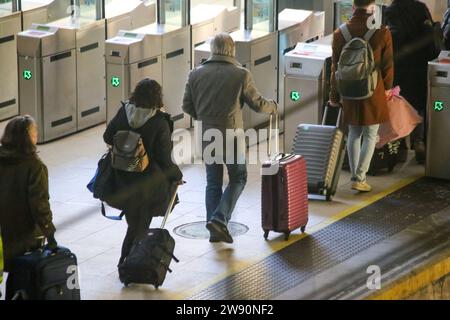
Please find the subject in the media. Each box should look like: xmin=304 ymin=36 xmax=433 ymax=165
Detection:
xmin=262 ymin=154 xmax=309 ymax=240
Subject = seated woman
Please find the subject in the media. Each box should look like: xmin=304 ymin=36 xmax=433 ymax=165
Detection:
xmin=103 ymin=78 xmax=183 ymax=268
xmin=0 ymin=116 xmax=57 ymax=273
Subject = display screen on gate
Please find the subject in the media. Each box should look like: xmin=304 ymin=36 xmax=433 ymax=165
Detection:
xmin=111 ymin=76 xmax=120 ymax=87
xmin=290 ymin=91 xmax=301 ymax=102
xmin=23 ymin=70 xmax=32 ymax=80
xmin=434 ymin=101 xmax=445 ymax=112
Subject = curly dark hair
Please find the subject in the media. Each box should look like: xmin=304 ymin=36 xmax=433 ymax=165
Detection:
xmin=1 ymin=115 xmax=37 ymax=156
xmin=129 ymin=78 xmax=164 ymax=110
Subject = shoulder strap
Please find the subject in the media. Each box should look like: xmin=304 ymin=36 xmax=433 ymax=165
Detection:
xmin=364 ymin=28 xmax=378 ymax=42
xmin=101 ymin=202 xmax=125 ymax=221
xmin=339 ymin=24 xmax=352 ymax=43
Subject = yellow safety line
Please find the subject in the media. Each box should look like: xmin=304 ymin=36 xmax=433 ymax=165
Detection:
xmin=368 ymin=255 xmax=450 ymax=300
xmin=178 ymin=174 xmax=423 ymax=300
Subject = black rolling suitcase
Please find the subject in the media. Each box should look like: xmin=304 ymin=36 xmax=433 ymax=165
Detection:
xmin=6 ymin=245 xmax=80 ymax=300
xmin=118 ymin=184 xmax=180 ymax=289
xmin=292 ymin=106 xmax=346 ymax=201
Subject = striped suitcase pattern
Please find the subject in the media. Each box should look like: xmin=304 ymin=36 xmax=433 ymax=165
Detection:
xmin=262 ymin=154 xmax=309 ymax=240
xmin=292 ymin=124 xmax=345 ymax=200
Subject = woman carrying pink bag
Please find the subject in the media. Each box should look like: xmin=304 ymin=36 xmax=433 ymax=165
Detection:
xmin=377 ymin=86 xmax=423 ymax=149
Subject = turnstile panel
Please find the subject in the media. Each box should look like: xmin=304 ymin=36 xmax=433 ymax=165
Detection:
xmin=245 ymin=33 xmax=278 ymax=129
xmin=19 ymin=51 xmax=77 ymax=142
xmin=130 ymin=56 xmax=162 ymax=89
xmin=19 ymin=56 xmax=43 ymax=133
xmin=106 ymin=63 xmax=131 ymax=122
xmin=283 ymin=75 xmax=324 ymax=153
xmin=162 ymin=27 xmax=191 ymax=129
xmin=0 ymin=12 xmax=21 ymax=121
xmin=426 ymin=53 xmax=450 ymax=179
xmin=427 ymin=85 xmax=450 ymax=179
xmin=42 ymin=50 xmax=77 ymax=141
xmin=106 ymin=56 xmax=163 ymax=123
xmin=76 ymin=22 xmax=107 ymax=130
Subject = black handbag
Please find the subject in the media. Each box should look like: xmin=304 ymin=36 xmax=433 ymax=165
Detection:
xmin=92 ymin=152 xmax=114 ymax=200
xmin=89 ymin=152 xmax=125 ymax=221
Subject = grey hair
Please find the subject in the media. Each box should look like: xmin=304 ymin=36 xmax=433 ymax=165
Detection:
xmin=210 ymin=33 xmax=236 ymax=57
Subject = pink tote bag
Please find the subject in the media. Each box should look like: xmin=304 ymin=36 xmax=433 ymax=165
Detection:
xmin=377 ymin=87 xmax=423 ymax=149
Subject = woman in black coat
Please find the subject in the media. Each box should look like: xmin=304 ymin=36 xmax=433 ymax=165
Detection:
xmin=103 ymin=79 xmax=183 ymax=267
xmin=384 ymin=0 xmax=439 ymax=163
xmin=0 ymin=116 xmax=57 ymax=272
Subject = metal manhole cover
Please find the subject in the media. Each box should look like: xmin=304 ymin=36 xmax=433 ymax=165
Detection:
xmin=173 ymin=221 xmax=249 ymax=239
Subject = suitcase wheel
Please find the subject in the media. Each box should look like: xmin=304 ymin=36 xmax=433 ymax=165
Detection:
xmin=301 ymin=226 xmax=306 ymax=233
xmin=284 ymin=232 xmax=290 ymax=241
xmin=263 ymin=231 xmax=269 ymax=240
xmin=154 ymin=285 xmax=159 ymax=290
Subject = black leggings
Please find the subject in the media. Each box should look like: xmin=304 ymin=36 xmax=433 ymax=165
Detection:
xmin=119 ymin=207 xmax=153 ymax=266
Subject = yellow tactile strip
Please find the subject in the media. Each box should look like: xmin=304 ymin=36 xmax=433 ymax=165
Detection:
xmin=179 ymin=174 xmax=423 ymax=299
xmin=368 ymin=254 xmax=450 ymax=300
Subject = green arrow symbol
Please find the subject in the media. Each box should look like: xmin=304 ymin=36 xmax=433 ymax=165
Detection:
xmin=23 ymin=70 xmax=32 ymax=80
xmin=290 ymin=91 xmax=301 ymax=102
xmin=434 ymin=101 xmax=444 ymax=112
xmin=111 ymin=76 xmax=120 ymax=87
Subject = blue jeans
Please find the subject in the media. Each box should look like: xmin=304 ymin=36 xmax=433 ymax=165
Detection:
xmin=205 ymin=163 xmax=247 ymax=226
xmin=347 ymin=124 xmax=380 ymax=183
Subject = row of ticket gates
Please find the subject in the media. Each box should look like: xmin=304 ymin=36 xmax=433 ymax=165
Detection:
xmin=0 ymin=0 xmax=450 ymax=172
xmin=2 ymin=0 xmax=330 ymax=142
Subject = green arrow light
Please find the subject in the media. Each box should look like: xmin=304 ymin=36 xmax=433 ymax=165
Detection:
xmin=111 ymin=76 xmax=120 ymax=87
xmin=23 ymin=70 xmax=32 ymax=80
xmin=434 ymin=101 xmax=445 ymax=112
xmin=290 ymin=91 xmax=301 ymax=102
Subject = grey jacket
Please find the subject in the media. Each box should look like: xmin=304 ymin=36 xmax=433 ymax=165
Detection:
xmin=182 ymin=55 xmax=277 ymax=130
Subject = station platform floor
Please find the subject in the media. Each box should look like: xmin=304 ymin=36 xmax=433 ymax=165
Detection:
xmin=0 ymin=122 xmax=431 ymax=300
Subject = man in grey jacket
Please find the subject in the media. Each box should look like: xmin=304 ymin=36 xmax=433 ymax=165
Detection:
xmin=182 ymin=33 xmax=277 ymax=243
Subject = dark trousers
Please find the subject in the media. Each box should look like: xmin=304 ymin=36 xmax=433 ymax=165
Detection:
xmin=119 ymin=207 xmax=153 ymax=266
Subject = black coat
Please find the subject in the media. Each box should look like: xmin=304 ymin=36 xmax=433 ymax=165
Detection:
xmin=0 ymin=147 xmax=56 ymax=271
xmin=384 ymin=0 xmax=437 ymax=113
xmin=103 ymin=108 xmax=182 ymax=217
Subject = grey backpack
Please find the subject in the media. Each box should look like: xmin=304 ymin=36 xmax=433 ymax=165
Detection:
xmin=336 ymin=24 xmax=378 ymax=100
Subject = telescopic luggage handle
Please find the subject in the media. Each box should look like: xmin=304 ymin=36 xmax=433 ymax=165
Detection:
xmin=268 ymin=111 xmax=280 ymax=159
xmin=160 ymin=182 xmax=183 ymax=229
xmin=323 ymin=103 xmax=343 ymax=127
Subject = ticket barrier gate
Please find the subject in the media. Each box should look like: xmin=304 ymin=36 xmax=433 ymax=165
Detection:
xmin=283 ymin=37 xmax=332 ymax=153
xmin=190 ymin=3 xmax=240 ymax=64
xmin=18 ymin=24 xmax=77 ymax=142
xmin=47 ymin=17 xmax=107 ymax=130
xmin=105 ymin=24 xmax=191 ymax=129
xmin=0 ymin=11 xmax=21 ymax=121
xmin=105 ymin=0 xmax=157 ymax=38
xmin=21 ymin=0 xmax=72 ymax=29
xmin=426 ymin=51 xmax=450 ymax=179
xmin=194 ymin=9 xmax=325 ymax=130
xmin=277 ymin=8 xmax=325 ymax=131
